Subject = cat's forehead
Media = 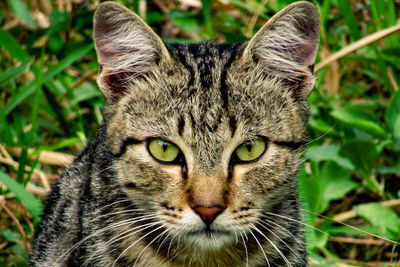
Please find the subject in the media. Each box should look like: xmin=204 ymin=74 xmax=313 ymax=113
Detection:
xmin=167 ymin=41 xmax=242 ymax=70
xmin=120 ymin=41 xmax=305 ymax=140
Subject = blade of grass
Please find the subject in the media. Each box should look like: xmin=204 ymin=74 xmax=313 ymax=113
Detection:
xmin=387 ymin=0 xmax=398 ymax=46
xmin=320 ymin=0 xmax=331 ymax=31
xmin=200 ymin=0 xmax=214 ymax=39
xmin=6 ymin=0 xmax=37 ymax=28
xmin=28 ymin=49 xmax=45 ymax=146
xmin=226 ymin=0 xmax=268 ymax=19
xmin=0 ymin=29 xmax=30 ymax=61
xmin=316 ymin=23 xmax=400 ymax=72
xmin=0 ymin=59 xmax=32 ymax=86
xmin=372 ymin=45 xmax=394 ymax=93
xmin=0 ymin=171 xmax=43 ymax=219
xmin=34 ymin=137 xmax=82 ymax=153
xmin=43 ymin=43 xmax=94 ymax=80
xmin=369 ymin=0 xmax=381 ymax=30
xmin=337 ymin=0 xmax=361 ymax=40
xmin=3 ymin=43 xmax=94 ymax=116
xmin=16 ymin=148 xmax=28 ymax=184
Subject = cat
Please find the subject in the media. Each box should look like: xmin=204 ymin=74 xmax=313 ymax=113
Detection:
xmin=31 ymin=1 xmax=319 ymax=266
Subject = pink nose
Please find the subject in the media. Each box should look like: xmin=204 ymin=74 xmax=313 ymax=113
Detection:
xmin=193 ymin=206 xmax=225 ymax=225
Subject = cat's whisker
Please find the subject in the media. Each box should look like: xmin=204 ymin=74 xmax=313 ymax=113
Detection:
xmin=133 ymin=226 xmax=171 ymax=267
xmin=156 ymin=227 xmax=175 ymax=255
xmin=263 ymin=212 xmax=329 ymax=235
xmin=256 ymin=220 xmax=306 ymax=265
xmin=250 ymin=223 xmax=293 ymax=267
xmin=92 ymin=198 xmax=136 ymax=214
xmin=93 ymin=165 xmax=115 ymax=176
xmin=92 ymin=207 xmax=146 ymax=221
xmin=239 ymin=231 xmax=249 ymax=267
xmin=102 ymin=220 xmax=161 ymax=251
xmin=304 ymin=124 xmax=338 ymax=146
xmin=234 ymin=231 xmax=239 ymax=245
xmin=58 ymin=214 xmax=158 ymax=264
xmin=56 ymin=217 xmax=144 ymax=263
xmin=259 ymin=216 xmax=304 ymax=245
xmin=248 ymin=227 xmax=271 ymax=267
xmin=112 ymin=224 xmax=165 ymax=267
xmin=167 ymin=229 xmax=180 ymax=260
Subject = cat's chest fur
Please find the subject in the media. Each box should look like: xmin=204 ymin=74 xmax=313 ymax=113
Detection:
xmin=31 ymin=1 xmax=320 ymax=266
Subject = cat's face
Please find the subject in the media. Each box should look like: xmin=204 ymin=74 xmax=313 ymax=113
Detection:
xmin=94 ymin=0 xmax=319 ymax=255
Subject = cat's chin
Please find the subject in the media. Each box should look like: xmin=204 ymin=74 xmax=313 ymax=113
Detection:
xmin=184 ymin=229 xmax=235 ymax=251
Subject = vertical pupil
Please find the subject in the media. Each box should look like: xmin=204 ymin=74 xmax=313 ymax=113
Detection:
xmin=162 ymin=142 xmax=169 ymax=152
xmin=246 ymin=142 xmax=253 ymax=152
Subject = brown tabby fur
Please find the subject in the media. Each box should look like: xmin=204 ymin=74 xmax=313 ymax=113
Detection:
xmin=31 ymin=1 xmax=320 ymax=266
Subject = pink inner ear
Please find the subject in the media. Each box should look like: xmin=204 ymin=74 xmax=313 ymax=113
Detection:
xmin=96 ymin=47 xmax=117 ymax=71
xmin=296 ymin=42 xmax=318 ymax=68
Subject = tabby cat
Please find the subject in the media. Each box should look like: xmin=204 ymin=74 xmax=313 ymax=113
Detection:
xmin=31 ymin=1 xmax=320 ymax=266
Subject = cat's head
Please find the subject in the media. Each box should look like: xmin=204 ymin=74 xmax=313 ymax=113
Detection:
xmin=93 ymin=0 xmax=319 ymax=255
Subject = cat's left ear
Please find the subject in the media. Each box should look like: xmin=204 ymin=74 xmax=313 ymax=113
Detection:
xmin=93 ymin=2 xmax=171 ymax=100
xmin=242 ymin=1 xmax=320 ymax=96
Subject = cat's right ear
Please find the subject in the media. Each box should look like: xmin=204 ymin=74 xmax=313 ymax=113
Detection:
xmin=240 ymin=1 xmax=320 ymax=98
xmin=94 ymin=1 xmax=171 ymax=100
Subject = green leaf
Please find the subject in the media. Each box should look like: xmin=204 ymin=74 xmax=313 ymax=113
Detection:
xmin=354 ymin=203 xmax=400 ymax=240
xmin=319 ymin=162 xmax=358 ymax=212
xmin=71 ymin=82 xmax=102 ymax=105
xmin=7 ymin=0 xmax=37 ymax=29
xmin=297 ymin=165 xmax=320 ymax=250
xmin=340 ymin=139 xmax=378 ymax=177
xmin=0 ymin=229 xmax=20 ymax=242
xmin=331 ymin=107 xmax=387 ymax=138
xmin=305 ymin=144 xmax=354 ymax=170
xmin=168 ymin=11 xmax=203 ymax=36
xmin=386 ymin=90 xmax=400 ymax=146
xmin=146 ymin=11 xmax=163 ymax=23
xmin=309 ymin=119 xmax=339 ymax=137
xmin=376 ymin=163 xmax=400 ymax=176
xmin=0 ymin=171 xmax=42 ymax=219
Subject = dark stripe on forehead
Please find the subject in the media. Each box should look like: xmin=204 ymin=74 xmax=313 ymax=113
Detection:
xmin=166 ymin=43 xmax=195 ymax=87
xmin=219 ymin=43 xmax=242 ymax=111
xmin=177 ymin=116 xmax=185 ymax=136
xmin=190 ymin=43 xmax=214 ymax=89
xmin=229 ymin=116 xmax=237 ymax=137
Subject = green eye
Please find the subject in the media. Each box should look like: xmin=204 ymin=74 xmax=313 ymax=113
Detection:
xmin=235 ymin=137 xmax=267 ymax=162
xmin=148 ymin=139 xmax=180 ymax=163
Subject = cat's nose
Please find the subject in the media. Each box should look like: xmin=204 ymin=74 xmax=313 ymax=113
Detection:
xmin=192 ymin=205 xmax=225 ymax=225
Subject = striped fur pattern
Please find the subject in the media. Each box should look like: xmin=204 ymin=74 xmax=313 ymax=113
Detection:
xmin=31 ymin=1 xmax=319 ymax=266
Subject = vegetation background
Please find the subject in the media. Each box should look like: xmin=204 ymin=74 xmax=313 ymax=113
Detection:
xmin=0 ymin=0 xmax=399 ymax=266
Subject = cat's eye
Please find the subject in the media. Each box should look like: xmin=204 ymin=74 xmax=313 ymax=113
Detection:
xmin=234 ymin=137 xmax=267 ymax=163
xmin=148 ymin=139 xmax=180 ymax=163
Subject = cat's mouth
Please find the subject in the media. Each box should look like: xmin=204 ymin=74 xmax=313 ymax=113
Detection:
xmin=184 ymin=228 xmax=234 ymax=250
xmin=188 ymin=228 xmax=231 ymax=239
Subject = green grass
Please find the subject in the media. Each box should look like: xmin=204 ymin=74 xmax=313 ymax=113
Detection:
xmin=0 ymin=0 xmax=400 ymax=266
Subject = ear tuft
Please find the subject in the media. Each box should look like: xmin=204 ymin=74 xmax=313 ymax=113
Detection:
xmin=243 ymin=1 xmax=320 ymax=81
xmin=94 ymin=2 xmax=170 ymax=100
